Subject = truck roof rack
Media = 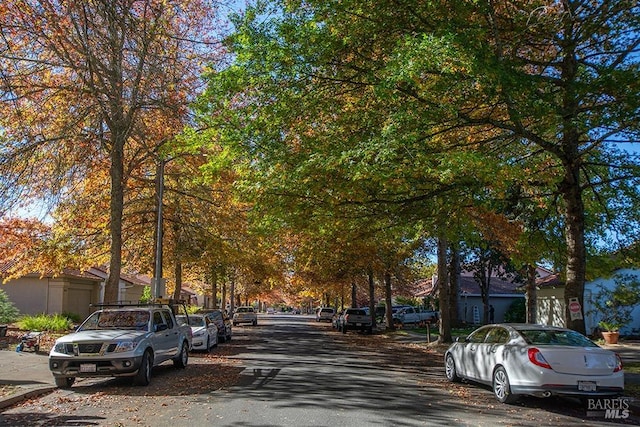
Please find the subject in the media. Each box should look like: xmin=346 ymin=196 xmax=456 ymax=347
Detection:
xmin=90 ymin=299 xmax=190 ymax=315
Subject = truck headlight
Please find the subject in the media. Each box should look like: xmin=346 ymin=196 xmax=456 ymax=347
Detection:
xmin=53 ymin=342 xmax=68 ymax=354
xmin=114 ymin=341 xmax=136 ymax=353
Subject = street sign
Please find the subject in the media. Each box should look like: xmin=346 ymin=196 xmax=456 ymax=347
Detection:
xmin=569 ymin=297 xmax=583 ymax=320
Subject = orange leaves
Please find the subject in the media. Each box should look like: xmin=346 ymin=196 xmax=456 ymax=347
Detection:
xmin=467 ymin=208 xmax=524 ymax=258
xmin=0 ymin=217 xmax=51 ymax=278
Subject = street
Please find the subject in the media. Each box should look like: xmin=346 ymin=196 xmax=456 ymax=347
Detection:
xmin=1 ymin=314 xmax=638 ymax=426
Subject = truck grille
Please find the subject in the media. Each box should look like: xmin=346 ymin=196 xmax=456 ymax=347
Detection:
xmin=76 ymin=343 xmax=104 ymax=354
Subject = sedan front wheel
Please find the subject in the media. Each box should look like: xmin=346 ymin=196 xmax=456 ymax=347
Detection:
xmin=445 ymin=354 xmax=460 ymax=382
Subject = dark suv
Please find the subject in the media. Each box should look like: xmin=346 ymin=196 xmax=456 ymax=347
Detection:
xmin=197 ymin=309 xmax=233 ymax=342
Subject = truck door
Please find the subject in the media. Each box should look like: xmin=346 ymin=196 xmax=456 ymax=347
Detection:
xmin=152 ymin=310 xmax=174 ymax=362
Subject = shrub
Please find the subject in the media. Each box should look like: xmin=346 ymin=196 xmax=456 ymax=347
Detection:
xmin=0 ymin=289 xmax=20 ymax=324
xmin=589 ymin=276 xmax=640 ymax=332
xmin=504 ymin=298 xmax=526 ymax=323
xmin=139 ymin=286 xmax=151 ymax=303
xmin=17 ymin=313 xmax=73 ymax=332
xmin=61 ymin=311 xmax=83 ymax=324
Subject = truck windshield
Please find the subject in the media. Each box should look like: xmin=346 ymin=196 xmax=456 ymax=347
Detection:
xmin=79 ymin=311 xmax=150 ymax=331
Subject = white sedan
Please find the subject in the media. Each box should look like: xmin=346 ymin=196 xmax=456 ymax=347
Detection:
xmin=444 ymin=324 xmax=624 ymax=403
xmin=176 ymin=314 xmax=218 ymax=352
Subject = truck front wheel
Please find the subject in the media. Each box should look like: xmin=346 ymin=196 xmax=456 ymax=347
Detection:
xmin=55 ymin=376 xmax=75 ymax=388
xmin=133 ymin=351 xmax=152 ymax=386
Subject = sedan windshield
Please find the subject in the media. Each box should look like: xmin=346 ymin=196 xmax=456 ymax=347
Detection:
xmin=518 ymin=329 xmax=598 ymax=347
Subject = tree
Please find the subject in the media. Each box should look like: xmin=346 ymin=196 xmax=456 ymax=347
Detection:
xmin=197 ymin=0 xmax=640 ymax=337
xmin=461 ymin=241 xmax=522 ymax=324
xmin=0 ymin=0 xmax=224 ymax=301
xmin=0 ymin=288 xmax=20 ymax=324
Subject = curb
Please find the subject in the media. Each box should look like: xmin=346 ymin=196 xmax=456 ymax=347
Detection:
xmin=0 ymin=386 xmax=56 ymax=410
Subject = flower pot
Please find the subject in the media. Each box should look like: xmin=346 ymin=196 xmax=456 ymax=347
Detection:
xmin=602 ymin=331 xmax=620 ymax=345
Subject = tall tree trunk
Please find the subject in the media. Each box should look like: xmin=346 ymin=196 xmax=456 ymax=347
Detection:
xmin=222 ymin=279 xmax=227 ymax=313
xmin=525 ymin=264 xmax=537 ymax=323
xmin=105 ymin=139 xmax=125 ymax=303
xmin=437 ymin=236 xmax=452 ymax=343
xmin=448 ymin=248 xmax=460 ymax=326
xmin=210 ymin=267 xmax=218 ymax=309
xmin=173 ymin=260 xmax=182 ymax=302
xmin=229 ymin=271 xmax=236 ymax=314
xmin=559 ymin=16 xmax=586 ymax=334
xmin=367 ymin=270 xmax=375 ymax=327
xmin=562 ymin=172 xmax=586 ymax=333
xmin=384 ymin=271 xmax=394 ymax=331
xmin=351 ymin=282 xmax=357 ymax=308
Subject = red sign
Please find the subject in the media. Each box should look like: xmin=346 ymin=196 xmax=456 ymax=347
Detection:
xmin=569 ymin=301 xmax=581 ymax=312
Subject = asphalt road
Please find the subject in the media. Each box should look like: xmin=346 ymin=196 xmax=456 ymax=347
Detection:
xmin=1 ymin=314 xmax=638 ymax=426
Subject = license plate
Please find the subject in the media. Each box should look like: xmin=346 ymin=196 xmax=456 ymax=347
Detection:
xmin=80 ymin=363 xmax=97 ymax=373
xmin=578 ymin=381 xmax=597 ymax=391
xmin=356 ymin=323 xmax=362 ymax=326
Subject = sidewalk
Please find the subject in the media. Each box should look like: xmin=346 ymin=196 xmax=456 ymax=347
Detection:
xmin=0 ymin=350 xmax=56 ymax=410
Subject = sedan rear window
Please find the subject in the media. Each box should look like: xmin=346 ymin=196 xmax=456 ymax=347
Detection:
xmin=519 ymin=329 xmax=598 ymax=347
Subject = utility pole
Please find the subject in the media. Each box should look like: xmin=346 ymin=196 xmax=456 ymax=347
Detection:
xmin=152 ymin=159 xmax=166 ymax=299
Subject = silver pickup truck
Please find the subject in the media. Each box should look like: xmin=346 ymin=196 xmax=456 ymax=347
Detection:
xmin=339 ymin=308 xmax=373 ymax=334
xmin=49 ymin=303 xmax=193 ymax=388
xmin=392 ymin=307 xmax=439 ymax=326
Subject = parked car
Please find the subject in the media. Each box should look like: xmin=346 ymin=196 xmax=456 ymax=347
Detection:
xmin=316 ymin=307 xmax=335 ymax=322
xmin=233 ymin=306 xmax=258 ymax=326
xmin=49 ymin=303 xmax=192 ymax=388
xmin=176 ymin=314 xmax=218 ymax=352
xmin=197 ymin=309 xmax=233 ymax=342
xmin=392 ymin=307 xmax=438 ymax=326
xmin=332 ymin=310 xmax=344 ymax=329
xmin=339 ymin=308 xmax=373 ymax=334
xmin=444 ymin=323 xmax=624 ymax=404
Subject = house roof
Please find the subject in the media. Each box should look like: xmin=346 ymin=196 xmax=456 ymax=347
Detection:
xmin=415 ymin=270 xmax=525 ymax=297
xmin=0 ymin=261 xmax=103 ymax=282
xmin=89 ymin=266 xmax=150 ymax=287
xmin=535 ymin=273 xmax=564 ymax=288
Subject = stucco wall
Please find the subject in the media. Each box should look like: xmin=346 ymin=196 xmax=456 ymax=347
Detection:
xmin=536 ymin=287 xmax=565 ymax=328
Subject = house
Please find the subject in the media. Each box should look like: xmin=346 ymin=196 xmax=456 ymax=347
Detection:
xmin=86 ymin=266 xmax=148 ymax=305
xmin=415 ymin=270 xmax=529 ymax=324
xmin=1 ymin=266 xmax=103 ymax=319
xmin=535 ymin=268 xmax=640 ymax=336
xmin=534 ymin=273 xmax=566 ymax=328
xmin=1 ymin=264 xmax=148 ymax=320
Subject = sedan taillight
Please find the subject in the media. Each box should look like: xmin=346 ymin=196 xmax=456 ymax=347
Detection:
xmin=614 ymin=354 xmax=623 ymax=372
xmin=528 ymin=347 xmax=552 ymax=369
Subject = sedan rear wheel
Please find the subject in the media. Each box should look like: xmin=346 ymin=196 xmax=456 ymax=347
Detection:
xmin=445 ymin=354 xmax=460 ymax=382
xmin=493 ymin=366 xmax=517 ymax=404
